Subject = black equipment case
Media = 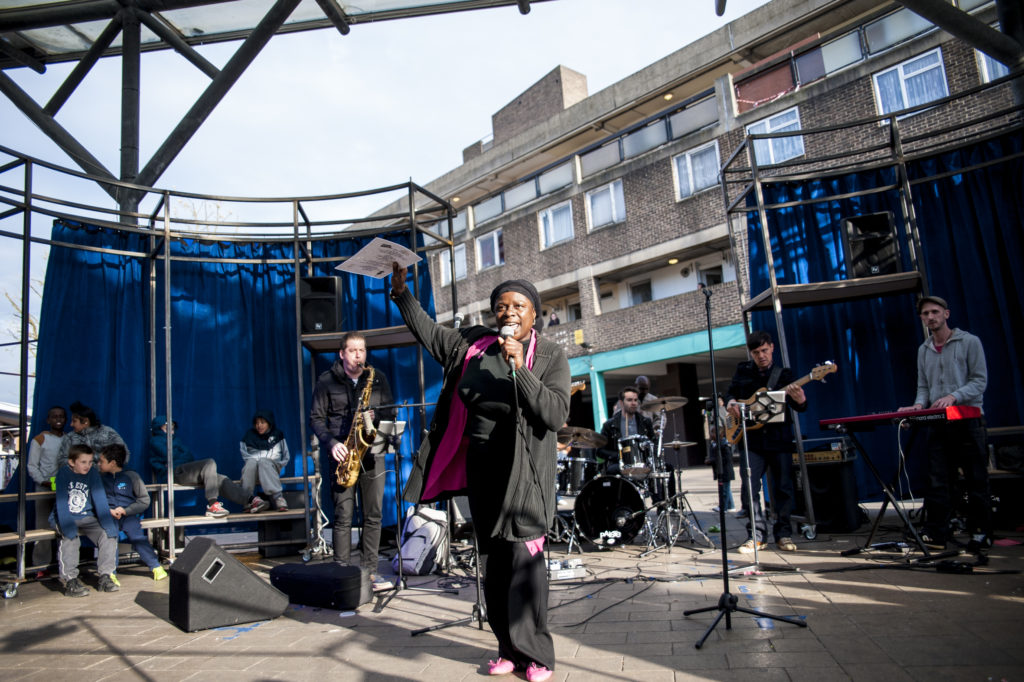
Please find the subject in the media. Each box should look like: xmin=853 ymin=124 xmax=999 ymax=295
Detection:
xmin=269 ymin=561 xmax=370 ymax=610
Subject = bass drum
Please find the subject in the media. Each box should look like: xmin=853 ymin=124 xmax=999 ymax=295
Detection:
xmin=573 ymin=476 xmax=650 ymax=547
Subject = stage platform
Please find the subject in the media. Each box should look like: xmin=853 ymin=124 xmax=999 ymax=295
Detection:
xmin=2 ymin=465 xmax=1022 ymax=681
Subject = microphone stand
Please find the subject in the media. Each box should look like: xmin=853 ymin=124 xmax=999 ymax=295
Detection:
xmin=683 ymin=286 xmax=807 ymax=648
xmin=374 ymin=419 xmax=460 ymax=614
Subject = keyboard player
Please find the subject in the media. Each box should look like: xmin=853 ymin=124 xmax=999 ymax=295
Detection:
xmin=898 ymin=295 xmax=990 ymax=553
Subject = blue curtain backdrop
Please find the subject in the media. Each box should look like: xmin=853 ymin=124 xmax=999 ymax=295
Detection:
xmin=747 ymin=130 xmax=1024 ymax=501
xmin=21 ymin=221 xmax=441 ymax=533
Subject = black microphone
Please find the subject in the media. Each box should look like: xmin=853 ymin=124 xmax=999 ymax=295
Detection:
xmin=499 ymin=325 xmax=516 ymax=375
xmin=454 ymin=312 xmax=465 ymax=329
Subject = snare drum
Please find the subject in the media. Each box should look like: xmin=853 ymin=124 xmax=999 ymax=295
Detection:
xmin=618 ymin=435 xmax=652 ymax=478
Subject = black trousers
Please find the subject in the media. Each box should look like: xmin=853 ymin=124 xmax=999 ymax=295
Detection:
xmin=332 ymin=452 xmax=385 ymax=572
xmin=923 ymin=419 xmax=991 ymax=541
xmin=481 ymin=538 xmax=554 ymax=671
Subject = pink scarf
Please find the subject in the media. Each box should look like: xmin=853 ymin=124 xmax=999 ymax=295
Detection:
xmin=421 ymin=330 xmax=538 ymax=503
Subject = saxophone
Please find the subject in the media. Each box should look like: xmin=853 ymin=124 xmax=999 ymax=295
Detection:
xmin=335 ymin=365 xmax=376 ymax=488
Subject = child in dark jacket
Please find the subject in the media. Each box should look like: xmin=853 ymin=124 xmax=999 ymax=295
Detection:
xmin=50 ymin=444 xmax=119 ymax=597
xmin=98 ymin=444 xmax=167 ymax=581
xmin=239 ymin=410 xmax=291 ymax=513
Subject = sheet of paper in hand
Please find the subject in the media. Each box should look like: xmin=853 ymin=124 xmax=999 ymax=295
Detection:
xmin=335 ymin=237 xmax=421 ymax=278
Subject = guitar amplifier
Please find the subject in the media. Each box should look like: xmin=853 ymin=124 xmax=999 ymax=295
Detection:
xmin=793 ymin=437 xmax=854 ymax=464
xmin=792 ymin=437 xmax=863 ymax=533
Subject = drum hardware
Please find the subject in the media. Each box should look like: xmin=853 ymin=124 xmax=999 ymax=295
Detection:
xmin=663 ymin=440 xmax=697 ymax=449
xmin=639 ymin=487 xmax=714 ymax=557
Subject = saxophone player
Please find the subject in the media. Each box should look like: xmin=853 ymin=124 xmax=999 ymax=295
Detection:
xmin=310 ymin=331 xmax=396 ymax=592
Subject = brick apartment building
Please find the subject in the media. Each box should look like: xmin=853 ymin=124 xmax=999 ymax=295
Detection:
xmin=375 ymin=0 xmax=1016 ymax=446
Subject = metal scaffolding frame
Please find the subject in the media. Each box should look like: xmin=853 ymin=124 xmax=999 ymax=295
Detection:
xmin=718 ymin=74 xmax=1023 ymax=540
xmin=0 ymin=142 xmax=457 ymax=578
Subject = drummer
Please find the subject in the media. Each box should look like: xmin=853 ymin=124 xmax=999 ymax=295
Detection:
xmin=597 ymin=385 xmax=656 ymax=476
xmin=612 ymin=375 xmax=658 ymax=421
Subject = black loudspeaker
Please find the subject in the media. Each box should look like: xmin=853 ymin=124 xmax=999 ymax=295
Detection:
xmin=841 ymin=212 xmax=900 ymax=278
xmin=300 ymin=276 xmax=343 ymax=333
xmin=269 ymin=561 xmax=370 ymax=610
xmin=258 ymin=489 xmax=308 ymax=558
xmin=792 ymin=454 xmax=865 ymax=533
xmin=169 ymin=537 xmax=288 ymax=632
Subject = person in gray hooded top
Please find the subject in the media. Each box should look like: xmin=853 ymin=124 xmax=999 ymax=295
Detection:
xmin=899 ymin=295 xmax=990 ymax=552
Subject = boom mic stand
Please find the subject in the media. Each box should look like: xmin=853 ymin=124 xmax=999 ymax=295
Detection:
xmin=683 ymin=286 xmax=807 ymax=648
xmin=374 ymin=418 xmax=460 ymax=614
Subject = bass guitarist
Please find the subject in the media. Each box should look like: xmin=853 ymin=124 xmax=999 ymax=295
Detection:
xmin=724 ymin=331 xmax=807 ymax=553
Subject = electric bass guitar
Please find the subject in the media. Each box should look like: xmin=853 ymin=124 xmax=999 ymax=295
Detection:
xmin=724 ymin=362 xmax=837 ymax=444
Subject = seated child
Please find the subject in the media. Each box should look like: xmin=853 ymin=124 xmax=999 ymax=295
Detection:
xmin=149 ymin=415 xmax=251 ymax=517
xmin=50 ymin=444 xmax=119 ymax=597
xmin=240 ymin=410 xmax=291 ymax=513
xmin=98 ymin=443 xmax=167 ymax=581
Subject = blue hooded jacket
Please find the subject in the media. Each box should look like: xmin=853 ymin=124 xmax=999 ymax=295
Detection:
xmin=51 ymin=465 xmax=118 ymax=540
xmin=149 ymin=415 xmax=195 ymax=480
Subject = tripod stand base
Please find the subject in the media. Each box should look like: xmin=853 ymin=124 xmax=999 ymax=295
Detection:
xmin=684 ymin=591 xmax=807 ymax=649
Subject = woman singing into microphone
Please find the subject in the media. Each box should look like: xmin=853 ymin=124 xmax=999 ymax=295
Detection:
xmin=390 ymin=262 xmax=569 ymax=682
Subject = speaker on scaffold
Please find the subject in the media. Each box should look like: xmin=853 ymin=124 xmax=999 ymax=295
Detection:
xmin=300 ymin=276 xmax=343 ymax=333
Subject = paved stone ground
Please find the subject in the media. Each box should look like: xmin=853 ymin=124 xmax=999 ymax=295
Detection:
xmin=3 ymin=465 xmax=1023 ymax=681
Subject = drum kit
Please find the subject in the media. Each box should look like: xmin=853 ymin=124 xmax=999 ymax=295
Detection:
xmin=550 ymin=395 xmax=713 ymax=553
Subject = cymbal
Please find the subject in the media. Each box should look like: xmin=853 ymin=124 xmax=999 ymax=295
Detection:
xmin=664 ymin=440 xmax=697 ymax=448
xmin=642 ymin=395 xmax=688 ymax=411
xmin=556 ymin=426 xmax=607 ymax=448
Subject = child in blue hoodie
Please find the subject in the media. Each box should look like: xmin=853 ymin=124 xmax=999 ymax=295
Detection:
xmin=148 ymin=415 xmax=251 ymax=517
xmin=51 ymin=444 xmax=119 ymax=597
xmin=98 ymin=443 xmax=167 ymax=581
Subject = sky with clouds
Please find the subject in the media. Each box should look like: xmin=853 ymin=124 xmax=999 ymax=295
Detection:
xmin=0 ymin=0 xmax=771 ymax=408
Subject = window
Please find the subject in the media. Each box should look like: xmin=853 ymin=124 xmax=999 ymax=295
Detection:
xmin=674 ymin=141 xmax=720 ymax=199
xmin=746 ymin=107 xmax=805 ymax=166
xmin=504 ymin=180 xmax=537 ymax=210
xmin=873 ymin=48 xmax=949 ymax=117
xmin=864 ymin=8 xmax=932 ymax=55
xmin=978 ymin=50 xmax=1010 ymax=83
xmin=581 ymin=141 xmax=621 ymax=177
xmin=474 ymin=195 xmax=503 ymax=224
xmin=476 ymin=229 xmax=504 ymax=271
xmin=539 ymin=162 xmax=574 ymax=194
xmin=451 ymin=210 xmax=468 ymax=236
xmin=539 ymin=201 xmax=574 ymax=249
xmin=439 ymin=243 xmax=467 ymax=286
xmin=698 ymin=265 xmax=724 ymax=287
xmin=623 ymin=120 xmax=667 ymax=158
xmin=586 ymin=180 xmax=626 ymax=230
xmin=669 ymin=96 xmax=717 ymax=139
xmin=629 ymin=281 xmax=652 ymax=306
xmin=567 ymin=301 xmax=582 ymax=322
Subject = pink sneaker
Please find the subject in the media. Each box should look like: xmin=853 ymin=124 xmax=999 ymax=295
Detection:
xmin=526 ymin=663 xmax=552 ymax=682
xmin=487 ymin=658 xmax=515 ymax=676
